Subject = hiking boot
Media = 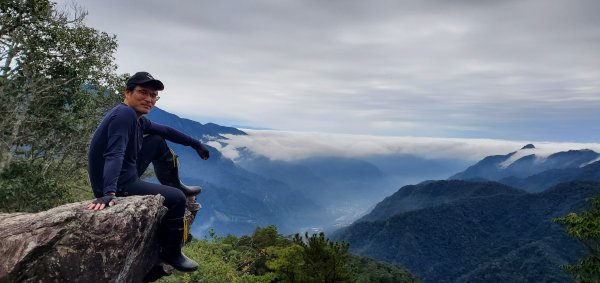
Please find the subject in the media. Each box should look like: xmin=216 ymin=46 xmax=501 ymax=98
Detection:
xmin=153 ymin=148 xmax=202 ymax=196
xmin=159 ymin=218 xmax=198 ymax=272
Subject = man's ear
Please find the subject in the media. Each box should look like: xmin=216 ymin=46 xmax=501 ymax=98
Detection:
xmin=123 ymin=89 xmax=133 ymax=103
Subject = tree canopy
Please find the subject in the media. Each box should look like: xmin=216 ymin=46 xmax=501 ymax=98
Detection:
xmin=158 ymin=226 xmax=419 ymax=283
xmin=0 ymin=0 xmax=124 ymax=211
xmin=556 ymin=196 xmax=600 ymax=282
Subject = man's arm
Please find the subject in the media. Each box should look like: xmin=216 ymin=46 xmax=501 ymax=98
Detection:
xmin=101 ymin=132 xmax=128 ymax=196
xmin=101 ymin=112 xmax=135 ymax=195
xmin=143 ymin=117 xmax=210 ymax=159
xmin=88 ymin=110 xmax=135 ymax=210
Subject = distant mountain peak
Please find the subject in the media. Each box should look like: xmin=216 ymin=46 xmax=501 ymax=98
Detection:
xmin=147 ymin=107 xmax=246 ymax=140
xmin=451 ymin=146 xmax=600 ymax=189
xmin=521 ymin=144 xmax=535 ymax=150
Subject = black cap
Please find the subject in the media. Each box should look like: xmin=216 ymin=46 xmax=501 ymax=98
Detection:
xmin=126 ymin=71 xmax=164 ymax=91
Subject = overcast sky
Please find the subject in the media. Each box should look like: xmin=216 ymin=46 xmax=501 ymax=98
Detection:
xmin=60 ymin=0 xmax=600 ymax=142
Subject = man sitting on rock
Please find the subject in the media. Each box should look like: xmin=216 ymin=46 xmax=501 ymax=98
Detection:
xmin=86 ymin=71 xmax=210 ymax=272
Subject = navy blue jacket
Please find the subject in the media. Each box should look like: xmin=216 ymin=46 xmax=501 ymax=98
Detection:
xmin=88 ymin=103 xmax=202 ymax=198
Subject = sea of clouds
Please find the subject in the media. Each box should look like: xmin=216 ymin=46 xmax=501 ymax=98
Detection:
xmin=208 ymin=129 xmax=600 ymax=163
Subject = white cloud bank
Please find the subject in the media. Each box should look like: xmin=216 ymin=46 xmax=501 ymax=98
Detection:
xmin=211 ymin=130 xmax=600 ymax=162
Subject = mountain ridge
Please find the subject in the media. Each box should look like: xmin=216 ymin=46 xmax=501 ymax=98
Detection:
xmin=357 ymin=180 xmax=526 ymax=223
xmin=147 ymin=107 xmax=246 ymax=140
xmin=451 ymin=145 xmax=600 ymax=184
xmin=500 ymin=160 xmax=600 ymax=192
xmin=333 ymin=181 xmax=600 ymax=282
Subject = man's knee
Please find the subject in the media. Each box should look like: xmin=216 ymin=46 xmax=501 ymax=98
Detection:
xmin=140 ymin=134 xmax=169 ymax=166
xmin=173 ymin=189 xmax=186 ymax=206
xmin=143 ymin=134 xmax=167 ymax=149
xmin=164 ymin=188 xmax=186 ymax=208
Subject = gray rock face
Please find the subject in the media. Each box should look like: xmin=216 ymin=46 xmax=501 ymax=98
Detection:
xmin=0 ymin=195 xmax=169 ymax=283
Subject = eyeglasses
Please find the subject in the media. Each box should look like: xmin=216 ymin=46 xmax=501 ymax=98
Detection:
xmin=135 ymin=88 xmax=160 ymax=101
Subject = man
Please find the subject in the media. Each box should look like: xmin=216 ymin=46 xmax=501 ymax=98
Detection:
xmin=87 ymin=71 xmax=210 ymax=272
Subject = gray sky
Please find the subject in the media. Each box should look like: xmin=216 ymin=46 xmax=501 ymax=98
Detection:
xmin=60 ymin=0 xmax=600 ymax=142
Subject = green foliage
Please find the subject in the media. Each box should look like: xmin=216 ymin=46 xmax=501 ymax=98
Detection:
xmin=157 ymin=235 xmax=267 ymax=283
xmin=266 ymin=244 xmax=305 ymax=282
xmin=556 ymin=196 xmax=600 ymax=282
xmin=0 ymin=160 xmax=92 ymax=212
xmin=157 ymin=226 xmax=418 ymax=283
xmin=347 ymin=256 xmax=419 ymax=283
xmin=288 ymin=232 xmax=353 ymax=283
xmin=0 ymin=0 xmax=123 ymax=211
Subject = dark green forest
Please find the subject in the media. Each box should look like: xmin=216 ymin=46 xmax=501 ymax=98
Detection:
xmin=335 ymin=181 xmax=600 ymax=282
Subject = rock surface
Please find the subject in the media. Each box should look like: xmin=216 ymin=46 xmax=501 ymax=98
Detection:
xmin=0 ymin=195 xmax=168 ymax=283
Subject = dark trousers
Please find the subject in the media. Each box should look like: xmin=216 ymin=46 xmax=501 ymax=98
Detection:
xmin=119 ymin=134 xmax=186 ymax=221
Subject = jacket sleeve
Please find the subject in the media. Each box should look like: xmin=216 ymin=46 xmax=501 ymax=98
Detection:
xmin=101 ymin=110 xmax=135 ymax=195
xmin=142 ymin=116 xmax=204 ymax=150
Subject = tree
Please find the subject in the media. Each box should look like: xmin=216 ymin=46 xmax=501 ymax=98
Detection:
xmin=266 ymin=232 xmax=354 ymax=283
xmin=555 ymin=196 xmax=600 ymax=282
xmin=298 ymin=232 xmax=353 ymax=283
xmin=267 ymin=244 xmax=306 ymax=283
xmin=0 ymin=0 xmax=123 ymax=212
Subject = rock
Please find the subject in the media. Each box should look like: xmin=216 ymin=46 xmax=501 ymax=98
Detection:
xmin=0 ymin=195 xmax=178 ymax=283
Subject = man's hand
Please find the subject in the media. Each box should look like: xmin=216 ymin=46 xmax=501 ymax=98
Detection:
xmin=196 ymin=144 xmax=210 ymax=160
xmin=87 ymin=194 xmax=117 ymax=210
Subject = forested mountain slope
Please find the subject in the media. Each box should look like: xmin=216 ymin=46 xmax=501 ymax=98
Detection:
xmin=334 ymin=181 xmax=600 ymax=282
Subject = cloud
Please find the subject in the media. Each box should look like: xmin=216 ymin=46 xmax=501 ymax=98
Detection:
xmin=62 ymin=0 xmax=600 ymax=141
xmin=218 ymin=129 xmax=600 ymax=162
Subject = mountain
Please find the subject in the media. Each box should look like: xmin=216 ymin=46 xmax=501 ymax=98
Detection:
xmin=357 ymin=180 xmax=525 ymax=223
xmin=500 ymin=160 xmax=600 ymax=193
xmin=236 ymin=153 xmax=470 ymax=230
xmin=294 ymin=156 xmax=389 ymax=200
xmin=236 ymin=155 xmax=393 ymax=230
xmin=146 ymin=107 xmax=469 ymax=235
xmin=203 ymin=122 xmax=246 ymax=136
xmin=146 ymin=108 xmax=327 ymax=236
xmin=236 ymin=155 xmax=331 ymax=202
xmin=451 ymin=144 xmax=599 ymax=182
xmin=147 ymin=107 xmax=246 ymax=139
xmin=364 ymin=154 xmax=471 ymax=186
xmin=169 ymin=146 xmax=340 ymax=235
xmin=333 ymin=181 xmax=600 ymax=282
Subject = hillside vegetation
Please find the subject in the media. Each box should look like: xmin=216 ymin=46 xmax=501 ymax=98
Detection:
xmin=334 ymin=180 xmax=600 ymax=282
xmin=555 ymin=195 xmax=600 ymax=282
xmin=0 ymin=0 xmax=123 ymax=212
xmin=358 ymin=180 xmax=525 ymax=223
xmin=157 ymin=226 xmax=418 ymax=283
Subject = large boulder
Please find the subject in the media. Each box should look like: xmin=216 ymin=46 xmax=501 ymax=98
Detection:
xmin=0 ymin=195 xmax=197 ymax=283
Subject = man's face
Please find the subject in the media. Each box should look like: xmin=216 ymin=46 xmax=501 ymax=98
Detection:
xmin=124 ymin=84 xmax=159 ymax=116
